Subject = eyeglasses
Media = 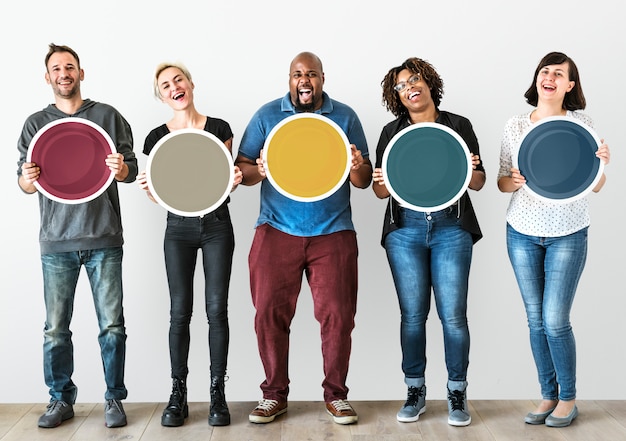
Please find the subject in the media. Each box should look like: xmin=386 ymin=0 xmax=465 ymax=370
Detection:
xmin=393 ymin=73 xmax=421 ymax=92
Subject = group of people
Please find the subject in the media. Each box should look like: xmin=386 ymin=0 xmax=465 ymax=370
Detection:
xmin=16 ymin=43 xmax=610 ymax=430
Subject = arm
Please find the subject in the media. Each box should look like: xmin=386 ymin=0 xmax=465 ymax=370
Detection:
xmin=372 ymin=168 xmax=390 ymax=199
xmin=457 ymin=117 xmax=486 ymax=192
xmin=468 ymin=154 xmax=486 ymax=191
xmin=235 ymin=153 xmax=265 ymax=186
xmin=19 ymin=162 xmax=40 ymax=194
xmin=497 ymin=168 xmax=526 ymax=193
xmin=220 ymin=136 xmax=243 ymax=191
xmin=348 ymin=144 xmax=372 ymax=189
xmin=111 ymin=111 xmax=138 ymax=183
xmin=106 ymin=153 xmax=131 ymax=181
xmin=592 ymin=141 xmax=610 ymax=192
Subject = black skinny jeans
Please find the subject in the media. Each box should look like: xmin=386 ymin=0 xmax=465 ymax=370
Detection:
xmin=164 ymin=205 xmax=234 ymax=379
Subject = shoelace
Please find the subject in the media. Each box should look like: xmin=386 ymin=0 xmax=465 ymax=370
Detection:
xmin=405 ymin=386 xmax=425 ymax=406
xmin=448 ymin=390 xmax=466 ymax=411
xmin=46 ymin=401 xmax=68 ymax=413
xmin=106 ymin=399 xmax=123 ymax=413
xmin=255 ymin=399 xmax=278 ymax=411
xmin=329 ymin=400 xmax=353 ymax=412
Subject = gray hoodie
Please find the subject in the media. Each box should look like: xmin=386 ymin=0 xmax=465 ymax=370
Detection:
xmin=17 ymin=99 xmax=138 ymax=254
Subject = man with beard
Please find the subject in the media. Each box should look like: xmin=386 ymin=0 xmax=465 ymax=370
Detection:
xmin=235 ymin=51 xmax=372 ymax=425
xmin=17 ymin=43 xmax=137 ymax=429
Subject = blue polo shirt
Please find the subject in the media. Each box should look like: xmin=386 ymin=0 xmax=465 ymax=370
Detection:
xmin=239 ymin=92 xmax=369 ymax=237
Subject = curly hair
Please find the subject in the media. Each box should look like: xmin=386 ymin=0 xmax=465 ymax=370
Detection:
xmin=381 ymin=57 xmax=444 ymax=118
xmin=524 ymin=51 xmax=586 ymax=111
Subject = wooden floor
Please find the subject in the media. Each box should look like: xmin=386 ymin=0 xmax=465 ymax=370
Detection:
xmin=1 ymin=400 xmax=626 ymax=440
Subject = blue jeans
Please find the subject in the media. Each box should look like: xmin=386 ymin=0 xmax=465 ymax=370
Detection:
xmin=506 ymin=224 xmax=587 ymax=402
xmin=384 ymin=206 xmax=473 ymax=383
xmin=41 ymin=247 xmax=127 ymax=404
xmin=164 ymin=207 xmax=234 ymax=379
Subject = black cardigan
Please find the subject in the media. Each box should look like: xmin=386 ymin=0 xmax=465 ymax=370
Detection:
xmin=375 ymin=110 xmax=484 ymax=247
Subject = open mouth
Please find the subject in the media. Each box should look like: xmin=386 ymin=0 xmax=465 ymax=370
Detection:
xmin=299 ymin=88 xmax=312 ymax=101
xmin=173 ymin=92 xmax=185 ymax=101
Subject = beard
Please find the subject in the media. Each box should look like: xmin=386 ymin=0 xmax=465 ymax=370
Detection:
xmin=294 ymin=98 xmax=315 ymax=112
xmin=52 ymin=81 xmax=80 ymax=99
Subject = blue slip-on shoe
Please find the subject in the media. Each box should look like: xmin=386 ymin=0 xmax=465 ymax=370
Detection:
xmin=545 ymin=405 xmax=578 ymax=428
xmin=524 ymin=406 xmax=557 ymax=425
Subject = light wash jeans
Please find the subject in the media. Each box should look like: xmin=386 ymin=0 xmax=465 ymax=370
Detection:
xmin=506 ymin=223 xmax=587 ymax=401
xmin=41 ymin=247 xmax=127 ymax=404
xmin=384 ymin=206 xmax=473 ymax=383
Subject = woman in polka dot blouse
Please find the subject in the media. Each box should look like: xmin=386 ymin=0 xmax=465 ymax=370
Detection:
xmin=497 ymin=51 xmax=610 ymax=428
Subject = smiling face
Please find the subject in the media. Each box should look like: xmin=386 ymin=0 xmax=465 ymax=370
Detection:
xmin=45 ymin=51 xmax=83 ymax=100
xmin=289 ymin=53 xmax=325 ymax=112
xmin=157 ymin=66 xmax=195 ymax=110
xmin=396 ymin=68 xmax=435 ymax=116
xmin=535 ymin=62 xmax=575 ymax=104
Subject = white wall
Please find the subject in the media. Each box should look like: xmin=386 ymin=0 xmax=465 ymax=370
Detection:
xmin=2 ymin=0 xmax=624 ymax=404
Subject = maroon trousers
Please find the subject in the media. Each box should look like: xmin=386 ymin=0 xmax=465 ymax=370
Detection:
xmin=248 ymin=224 xmax=358 ymax=402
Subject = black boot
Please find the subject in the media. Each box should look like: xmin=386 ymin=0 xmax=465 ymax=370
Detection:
xmin=161 ymin=377 xmax=188 ymax=427
xmin=209 ymin=376 xmax=230 ymax=426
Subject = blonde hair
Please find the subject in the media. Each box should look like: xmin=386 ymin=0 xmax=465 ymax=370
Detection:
xmin=153 ymin=62 xmax=193 ymax=100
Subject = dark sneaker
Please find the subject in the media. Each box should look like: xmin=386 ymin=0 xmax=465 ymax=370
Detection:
xmin=397 ymin=385 xmax=426 ymax=422
xmin=447 ymin=384 xmax=471 ymax=427
xmin=105 ymin=399 xmax=127 ymax=428
xmin=326 ymin=399 xmax=358 ymax=425
xmin=248 ymin=399 xmax=288 ymax=423
xmin=38 ymin=400 xmax=74 ymax=428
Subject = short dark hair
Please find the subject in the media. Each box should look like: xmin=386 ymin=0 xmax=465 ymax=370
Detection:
xmin=524 ymin=51 xmax=586 ymax=110
xmin=381 ymin=57 xmax=444 ymax=118
xmin=45 ymin=43 xmax=80 ymax=71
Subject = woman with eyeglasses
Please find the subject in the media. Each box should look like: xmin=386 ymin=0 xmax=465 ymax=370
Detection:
xmin=136 ymin=62 xmax=243 ymax=427
xmin=372 ymin=57 xmax=485 ymax=427
xmin=497 ymin=52 xmax=610 ymax=428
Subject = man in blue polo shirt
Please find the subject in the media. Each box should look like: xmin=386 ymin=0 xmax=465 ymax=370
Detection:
xmin=236 ymin=51 xmax=372 ymax=425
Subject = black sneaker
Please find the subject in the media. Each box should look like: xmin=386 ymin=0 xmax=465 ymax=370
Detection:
xmin=105 ymin=399 xmax=127 ymax=428
xmin=38 ymin=400 xmax=74 ymax=428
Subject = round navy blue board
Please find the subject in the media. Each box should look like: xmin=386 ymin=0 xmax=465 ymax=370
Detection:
xmin=515 ymin=116 xmax=603 ymax=203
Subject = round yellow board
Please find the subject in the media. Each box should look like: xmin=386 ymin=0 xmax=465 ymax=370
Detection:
xmin=263 ymin=113 xmax=351 ymax=202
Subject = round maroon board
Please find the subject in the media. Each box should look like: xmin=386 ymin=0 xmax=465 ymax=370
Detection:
xmin=27 ymin=118 xmax=116 ymax=204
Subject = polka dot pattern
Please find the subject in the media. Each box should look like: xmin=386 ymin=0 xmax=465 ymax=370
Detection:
xmin=497 ymin=110 xmax=594 ymax=237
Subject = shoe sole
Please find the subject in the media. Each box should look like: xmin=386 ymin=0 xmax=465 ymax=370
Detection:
xmin=161 ymin=415 xmax=185 ymax=427
xmin=397 ymin=406 xmax=426 ymax=423
xmin=448 ymin=416 xmax=471 ymax=427
xmin=326 ymin=410 xmax=358 ymax=425
xmin=161 ymin=404 xmax=189 ymax=427
xmin=209 ymin=416 xmax=231 ymax=426
xmin=249 ymin=407 xmax=287 ymax=424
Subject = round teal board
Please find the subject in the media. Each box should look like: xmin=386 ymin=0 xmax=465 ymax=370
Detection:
xmin=382 ymin=123 xmax=472 ymax=212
